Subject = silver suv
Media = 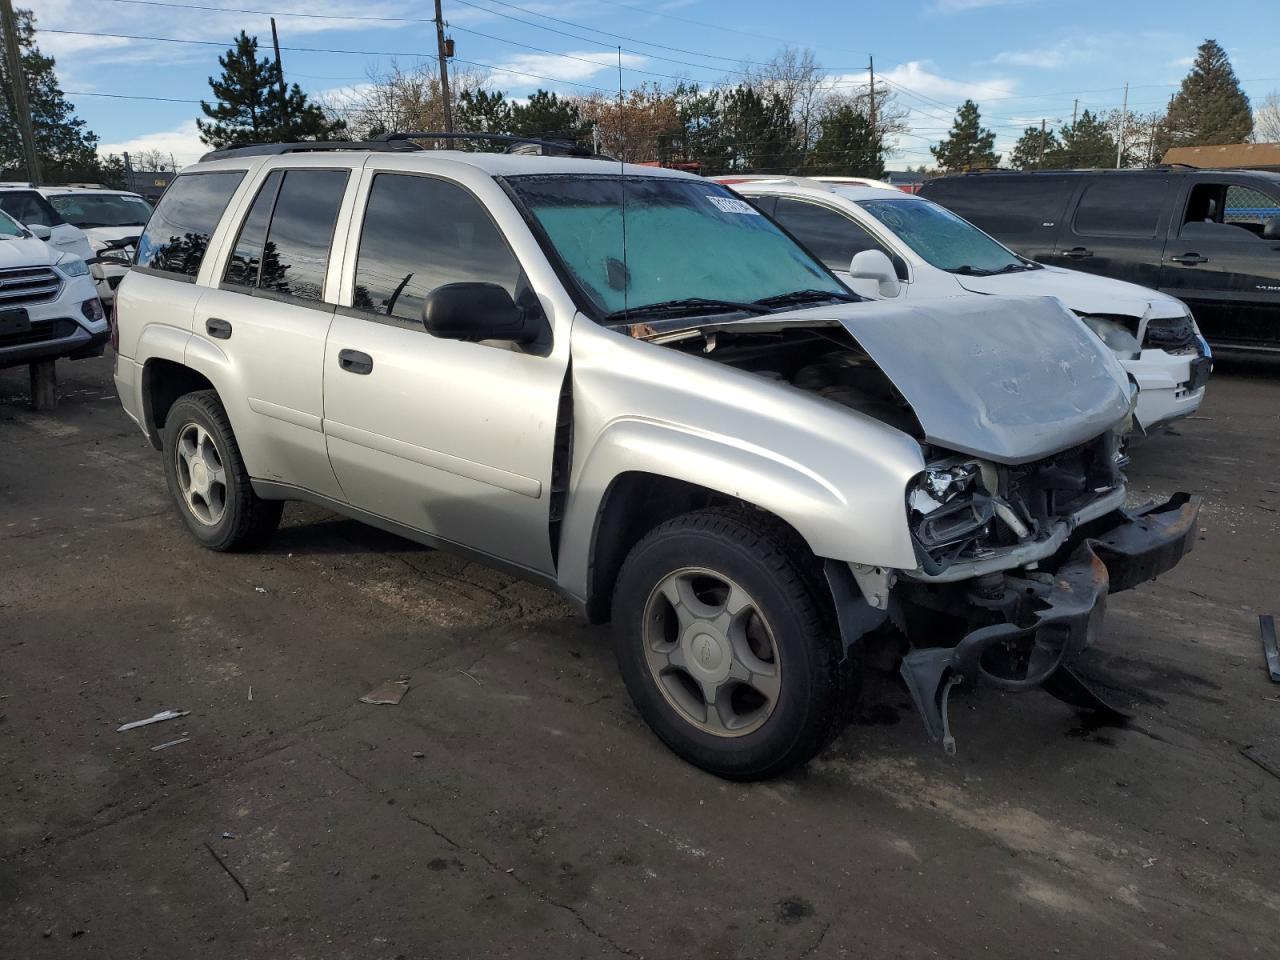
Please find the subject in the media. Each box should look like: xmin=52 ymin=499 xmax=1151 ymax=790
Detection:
xmin=113 ymin=139 xmax=1199 ymax=779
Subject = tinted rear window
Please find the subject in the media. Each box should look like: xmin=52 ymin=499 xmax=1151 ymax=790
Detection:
xmin=135 ymin=171 xmax=245 ymax=278
xmin=1073 ymin=176 xmax=1170 ymax=238
xmin=772 ymin=198 xmax=887 ymax=272
xmin=923 ymin=176 xmax=1073 ymax=237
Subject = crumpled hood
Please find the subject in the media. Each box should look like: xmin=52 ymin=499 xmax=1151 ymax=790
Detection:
xmin=755 ymin=294 xmax=1132 ymax=464
xmin=83 ymin=225 xmax=143 ymax=249
xmin=954 ymin=264 xmax=1186 ymax=319
xmin=0 ymin=235 xmax=57 ymax=268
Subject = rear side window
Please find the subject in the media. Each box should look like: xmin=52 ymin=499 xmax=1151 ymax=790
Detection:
xmin=135 ymin=172 xmax=245 ymax=279
xmin=222 ymin=168 xmax=348 ymax=302
xmin=925 ymin=177 xmax=1073 ymax=237
xmin=0 ymin=191 xmax=65 ymax=227
xmin=773 ymin=198 xmax=887 ymax=272
xmin=352 ymin=173 xmax=520 ymax=321
xmin=1073 ymin=176 xmax=1170 ymax=238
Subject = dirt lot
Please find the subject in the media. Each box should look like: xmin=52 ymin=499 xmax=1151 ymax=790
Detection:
xmin=1 ymin=353 xmax=1278 ymax=959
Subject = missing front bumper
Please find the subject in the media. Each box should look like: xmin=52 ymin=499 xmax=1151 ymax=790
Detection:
xmin=900 ymin=492 xmax=1200 ymax=752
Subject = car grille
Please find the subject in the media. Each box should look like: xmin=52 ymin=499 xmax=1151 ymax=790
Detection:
xmin=0 ymin=266 xmax=62 ymax=307
xmin=1144 ymin=314 xmax=1196 ymax=352
xmin=0 ymin=318 xmax=78 ymax=348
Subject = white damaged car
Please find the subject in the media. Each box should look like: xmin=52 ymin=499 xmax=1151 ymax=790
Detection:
xmin=722 ymin=177 xmax=1211 ymax=434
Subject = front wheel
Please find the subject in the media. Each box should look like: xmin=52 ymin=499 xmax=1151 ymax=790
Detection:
xmin=161 ymin=390 xmax=282 ymax=552
xmin=612 ymin=508 xmax=849 ymax=780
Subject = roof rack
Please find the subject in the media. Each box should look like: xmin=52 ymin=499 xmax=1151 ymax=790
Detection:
xmin=200 ymin=131 xmax=605 ymax=162
xmin=960 ymin=164 xmax=1199 ymax=176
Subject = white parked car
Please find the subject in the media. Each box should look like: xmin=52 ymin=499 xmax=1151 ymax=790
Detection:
xmin=0 ymin=184 xmax=97 ymax=279
xmin=40 ymin=186 xmax=153 ymax=304
xmin=0 ymin=208 xmax=107 ymax=369
xmin=721 ymin=177 xmax=1211 ymax=434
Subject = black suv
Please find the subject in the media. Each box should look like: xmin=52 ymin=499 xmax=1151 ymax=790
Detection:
xmin=920 ymin=168 xmax=1280 ymax=353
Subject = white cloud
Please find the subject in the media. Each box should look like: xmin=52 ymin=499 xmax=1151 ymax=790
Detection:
xmin=876 ymin=60 xmax=1016 ymax=105
xmin=994 ymin=38 xmax=1096 ymax=69
xmin=98 ymin=120 xmax=207 ymax=167
xmin=486 ymin=51 xmax=648 ymax=91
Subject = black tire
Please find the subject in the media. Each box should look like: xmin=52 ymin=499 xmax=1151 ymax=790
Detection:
xmin=612 ymin=508 xmax=849 ymax=780
xmin=161 ymin=390 xmax=283 ymax=552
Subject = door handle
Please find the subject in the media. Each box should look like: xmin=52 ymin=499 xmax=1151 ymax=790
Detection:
xmin=205 ymin=317 xmax=232 ymax=339
xmin=1170 ymin=253 xmax=1209 ymax=265
xmin=1062 ymin=247 xmax=1093 ymax=259
xmin=338 ymin=349 xmax=373 ymax=375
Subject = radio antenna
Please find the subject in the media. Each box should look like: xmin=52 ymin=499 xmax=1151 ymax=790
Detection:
xmin=617 ymin=45 xmax=629 ymax=319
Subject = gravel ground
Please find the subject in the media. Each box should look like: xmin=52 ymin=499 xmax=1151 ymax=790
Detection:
xmin=2 ymin=353 xmax=1278 ymax=959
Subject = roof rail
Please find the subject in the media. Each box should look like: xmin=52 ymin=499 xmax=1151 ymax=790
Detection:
xmin=956 ymin=164 xmax=1200 ymax=176
xmin=200 ymin=131 xmax=605 ymax=163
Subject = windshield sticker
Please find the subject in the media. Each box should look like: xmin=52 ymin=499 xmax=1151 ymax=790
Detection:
xmin=706 ymin=195 xmax=760 ymax=216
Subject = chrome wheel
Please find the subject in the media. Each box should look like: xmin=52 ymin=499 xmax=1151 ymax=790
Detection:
xmin=642 ymin=567 xmax=782 ymax=738
xmin=174 ymin=422 xmax=228 ymax=526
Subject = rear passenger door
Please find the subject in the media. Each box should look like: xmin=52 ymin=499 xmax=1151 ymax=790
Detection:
xmin=1158 ymin=176 xmax=1280 ymax=350
xmin=322 ymin=167 xmax=569 ymax=575
xmin=195 ymin=163 xmax=353 ymax=500
xmin=1050 ymin=174 xmax=1173 ymax=287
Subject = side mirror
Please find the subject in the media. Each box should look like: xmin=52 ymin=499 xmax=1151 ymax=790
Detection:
xmin=848 ymin=249 xmax=901 ymax=299
xmin=1264 ymin=215 xmax=1280 ymax=241
xmin=421 ymin=282 xmax=540 ymax=344
xmin=25 ymin=222 xmax=52 ymax=241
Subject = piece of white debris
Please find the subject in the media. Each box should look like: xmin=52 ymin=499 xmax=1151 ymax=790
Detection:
xmin=117 ymin=709 xmax=190 ymax=732
xmin=150 ymin=736 xmax=190 ymax=751
xmin=359 ymin=679 xmax=410 ymax=705
xmin=255 ymin=587 xmax=267 ymax=594
xmin=247 ymin=685 xmax=253 ymax=702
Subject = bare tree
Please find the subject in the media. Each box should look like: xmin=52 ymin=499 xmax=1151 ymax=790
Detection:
xmin=321 ymin=61 xmax=490 ymax=140
xmin=741 ymin=47 xmax=829 ymax=153
xmin=574 ymin=83 xmax=681 ymax=161
xmin=128 ymin=148 xmax=177 ymax=171
xmin=1256 ymin=91 xmax=1280 ymax=143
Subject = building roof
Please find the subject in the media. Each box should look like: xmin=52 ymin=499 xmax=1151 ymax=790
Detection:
xmin=1162 ymin=142 xmax=1280 ymax=170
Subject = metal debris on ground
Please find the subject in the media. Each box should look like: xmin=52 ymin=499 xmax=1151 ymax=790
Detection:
xmin=457 ymin=669 xmax=482 ymax=686
xmin=150 ymin=737 xmax=190 ymax=751
xmin=1260 ymin=615 xmax=1280 ymax=682
xmin=359 ymin=679 xmax=410 ymax=705
xmin=117 ymin=709 xmax=190 ymax=732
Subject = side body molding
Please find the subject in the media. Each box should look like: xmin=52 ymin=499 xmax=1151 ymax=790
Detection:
xmin=554 ymin=319 xmax=926 ymax=605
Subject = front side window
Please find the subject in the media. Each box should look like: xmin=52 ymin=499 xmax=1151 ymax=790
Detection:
xmin=135 ymin=172 xmax=245 ymax=278
xmin=352 ymin=173 xmax=521 ymax=321
xmin=0 ymin=191 xmax=65 ymax=227
xmin=1073 ymin=176 xmax=1169 ymax=238
xmin=0 ymin=210 xmax=25 ymax=238
xmin=858 ymin=198 xmax=1026 ymax=274
xmin=49 ymin=193 xmax=153 ymax=229
xmin=506 ymin=175 xmax=845 ymax=320
xmin=772 ymin=198 xmax=888 ymax=272
xmin=221 ymin=169 xmax=347 ymax=302
xmin=1225 ymin=185 xmax=1280 ymax=229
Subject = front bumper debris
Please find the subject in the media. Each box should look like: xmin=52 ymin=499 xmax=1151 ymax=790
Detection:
xmin=901 ymin=492 xmax=1200 ymax=753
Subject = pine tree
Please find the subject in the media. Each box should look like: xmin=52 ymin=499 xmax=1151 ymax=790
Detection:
xmin=1046 ymin=110 xmax=1118 ymax=168
xmin=673 ymin=84 xmax=730 ymax=174
xmin=1165 ymin=39 xmax=1252 ymax=147
xmin=508 ymin=90 xmax=587 ymax=142
xmin=808 ymin=105 xmax=883 ymax=178
xmin=1009 ymin=125 xmax=1058 ymax=170
xmin=456 ymin=88 xmax=513 ymax=151
xmin=198 ymin=31 xmax=344 ymax=148
xmin=722 ymin=86 xmax=798 ymax=174
xmin=930 ymin=100 xmax=999 ymax=172
xmin=0 ymin=7 xmax=102 ymax=181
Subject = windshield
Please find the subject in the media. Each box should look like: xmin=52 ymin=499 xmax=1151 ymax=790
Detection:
xmin=855 ymin=197 xmax=1030 ymax=275
xmin=48 ymin=193 xmax=153 ymax=228
xmin=0 ymin=209 xmax=25 ymax=238
xmin=506 ymin=174 xmax=848 ymax=321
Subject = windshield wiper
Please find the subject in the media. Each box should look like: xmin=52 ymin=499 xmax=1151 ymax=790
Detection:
xmin=751 ymin=289 xmax=858 ymax=309
xmin=603 ymin=297 xmax=771 ymax=322
xmin=950 ymin=265 xmax=996 ymax=276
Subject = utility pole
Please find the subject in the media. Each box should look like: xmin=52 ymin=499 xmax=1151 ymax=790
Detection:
xmin=1071 ymin=98 xmax=1079 ymax=128
xmin=1115 ymin=81 xmax=1128 ymax=168
xmin=434 ymin=0 xmax=454 ymax=132
xmin=1 ymin=0 xmax=41 ymax=185
xmin=1036 ymin=118 xmax=1047 ymax=169
xmin=868 ymin=55 xmax=876 ymax=143
xmin=270 ymin=17 xmax=288 ymax=133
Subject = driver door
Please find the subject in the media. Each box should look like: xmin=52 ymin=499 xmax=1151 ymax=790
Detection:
xmin=322 ymin=167 xmax=569 ymax=575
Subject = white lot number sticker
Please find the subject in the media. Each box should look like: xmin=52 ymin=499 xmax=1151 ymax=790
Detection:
xmin=706 ymin=195 xmax=760 ymax=215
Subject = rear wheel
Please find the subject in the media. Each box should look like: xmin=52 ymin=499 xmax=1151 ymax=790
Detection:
xmin=612 ymin=508 xmax=848 ymax=780
xmin=162 ymin=390 xmax=282 ymax=551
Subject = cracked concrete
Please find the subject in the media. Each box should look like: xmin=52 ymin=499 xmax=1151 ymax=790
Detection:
xmin=2 ymin=354 xmax=1278 ymax=958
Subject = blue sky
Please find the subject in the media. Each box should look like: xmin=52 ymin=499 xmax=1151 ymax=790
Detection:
xmin=23 ymin=0 xmax=1279 ymax=167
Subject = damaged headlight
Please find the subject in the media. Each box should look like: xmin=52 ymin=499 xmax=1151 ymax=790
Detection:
xmin=1080 ymin=316 xmax=1141 ymax=361
xmin=908 ymin=462 xmax=993 ymax=549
